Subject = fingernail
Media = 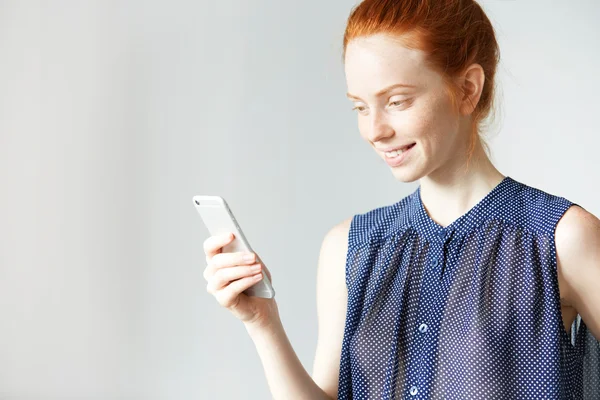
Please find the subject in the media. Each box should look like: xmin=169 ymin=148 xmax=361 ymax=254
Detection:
xmin=243 ymin=253 xmax=255 ymax=262
xmin=250 ymin=264 xmax=261 ymax=271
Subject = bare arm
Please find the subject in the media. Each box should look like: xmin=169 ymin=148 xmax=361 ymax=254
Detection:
xmin=244 ymin=218 xmax=351 ymax=399
xmin=245 ymin=310 xmax=333 ymax=400
xmin=311 ymin=218 xmax=351 ymax=397
xmin=556 ymin=205 xmax=600 ymax=339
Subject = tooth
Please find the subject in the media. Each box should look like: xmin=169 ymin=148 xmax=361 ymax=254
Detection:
xmin=385 ymin=149 xmax=403 ymax=157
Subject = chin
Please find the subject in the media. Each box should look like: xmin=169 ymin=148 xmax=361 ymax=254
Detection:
xmin=390 ymin=167 xmax=425 ymax=183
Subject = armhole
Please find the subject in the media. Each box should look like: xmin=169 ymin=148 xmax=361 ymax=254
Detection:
xmin=345 ymin=215 xmax=358 ymax=291
xmin=549 ymin=199 xmax=579 ymax=343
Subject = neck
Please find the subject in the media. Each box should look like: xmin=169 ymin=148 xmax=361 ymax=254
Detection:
xmin=418 ymin=138 xmax=505 ymax=227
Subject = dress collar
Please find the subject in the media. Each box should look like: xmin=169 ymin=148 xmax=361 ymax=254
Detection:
xmin=407 ymin=176 xmax=516 ymax=243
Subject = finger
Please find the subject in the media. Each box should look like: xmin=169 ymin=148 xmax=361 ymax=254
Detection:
xmin=203 ymin=264 xmax=214 ymax=281
xmin=203 ymin=256 xmax=221 ymax=281
xmin=208 ymin=263 xmax=262 ymax=291
xmin=203 ymin=233 xmax=235 ymax=259
xmin=255 ymin=255 xmax=272 ymax=284
xmin=215 ymin=273 xmax=263 ymax=308
xmin=211 ymin=251 xmax=256 ymax=269
xmin=204 ymin=252 xmax=255 ymax=283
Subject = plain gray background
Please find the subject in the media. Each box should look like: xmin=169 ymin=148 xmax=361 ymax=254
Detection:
xmin=1 ymin=0 xmax=598 ymax=399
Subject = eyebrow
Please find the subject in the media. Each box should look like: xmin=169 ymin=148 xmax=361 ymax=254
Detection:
xmin=346 ymin=83 xmax=417 ymax=100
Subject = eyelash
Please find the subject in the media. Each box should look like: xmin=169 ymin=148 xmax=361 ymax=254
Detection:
xmin=352 ymin=100 xmax=406 ymax=113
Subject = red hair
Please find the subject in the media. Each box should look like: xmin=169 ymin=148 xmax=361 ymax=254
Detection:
xmin=343 ymin=0 xmax=500 ymax=163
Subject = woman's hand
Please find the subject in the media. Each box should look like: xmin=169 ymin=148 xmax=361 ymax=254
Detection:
xmin=203 ymin=232 xmax=278 ymax=328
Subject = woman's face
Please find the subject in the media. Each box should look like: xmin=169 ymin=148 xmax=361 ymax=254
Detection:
xmin=344 ymin=34 xmax=468 ymax=183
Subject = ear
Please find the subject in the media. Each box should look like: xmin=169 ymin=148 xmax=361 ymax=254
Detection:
xmin=458 ymin=63 xmax=485 ymax=115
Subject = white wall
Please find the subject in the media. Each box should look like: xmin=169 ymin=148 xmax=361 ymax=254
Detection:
xmin=0 ymin=1 xmax=598 ymax=398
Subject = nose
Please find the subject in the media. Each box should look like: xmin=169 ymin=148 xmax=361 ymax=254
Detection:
xmin=365 ymin=109 xmax=394 ymax=143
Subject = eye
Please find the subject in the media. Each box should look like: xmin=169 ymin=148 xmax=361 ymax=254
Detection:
xmin=352 ymin=105 xmax=367 ymax=113
xmin=389 ymin=100 xmax=406 ymax=107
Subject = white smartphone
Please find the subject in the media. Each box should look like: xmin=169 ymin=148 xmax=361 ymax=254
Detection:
xmin=193 ymin=195 xmax=275 ymax=299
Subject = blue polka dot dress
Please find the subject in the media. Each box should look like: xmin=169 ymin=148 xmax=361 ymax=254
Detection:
xmin=336 ymin=176 xmax=600 ymax=399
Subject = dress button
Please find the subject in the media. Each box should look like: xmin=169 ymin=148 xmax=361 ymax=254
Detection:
xmin=409 ymin=386 xmax=419 ymax=396
xmin=431 ymin=258 xmax=439 ymax=267
xmin=419 ymin=323 xmax=428 ymax=333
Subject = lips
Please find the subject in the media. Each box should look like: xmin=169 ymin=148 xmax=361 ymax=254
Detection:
xmin=381 ymin=143 xmax=416 ymax=167
xmin=398 ymin=143 xmax=416 ymax=152
xmin=378 ymin=143 xmax=416 ymax=153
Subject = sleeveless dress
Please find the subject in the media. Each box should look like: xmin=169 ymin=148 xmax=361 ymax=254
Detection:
xmin=336 ymin=176 xmax=599 ymax=399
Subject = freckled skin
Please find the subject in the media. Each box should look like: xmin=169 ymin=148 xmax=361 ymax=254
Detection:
xmin=344 ymin=34 xmax=471 ymax=183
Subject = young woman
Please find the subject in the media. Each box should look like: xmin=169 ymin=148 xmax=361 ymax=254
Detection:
xmin=202 ymin=0 xmax=600 ymax=398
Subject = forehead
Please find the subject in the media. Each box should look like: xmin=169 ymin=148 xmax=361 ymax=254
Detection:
xmin=344 ymin=34 xmax=441 ymax=97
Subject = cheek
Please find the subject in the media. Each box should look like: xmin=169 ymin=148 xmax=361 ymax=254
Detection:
xmin=399 ymin=105 xmax=440 ymax=142
xmin=410 ymin=98 xmax=457 ymax=146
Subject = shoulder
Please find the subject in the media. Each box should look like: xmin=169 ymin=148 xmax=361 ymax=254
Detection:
xmin=555 ymin=205 xmax=600 ymax=258
xmin=318 ymin=217 xmax=353 ymax=268
xmin=503 ymin=179 xmax=576 ymax=235
xmin=347 ymin=194 xmax=415 ymax=245
xmin=323 ymin=216 xmax=353 ymax=246
xmin=554 ymin=205 xmax=600 ymax=338
xmin=318 ymin=196 xmax=413 ymax=259
xmin=510 ymin=178 xmax=565 ymax=211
